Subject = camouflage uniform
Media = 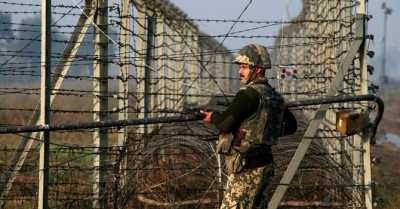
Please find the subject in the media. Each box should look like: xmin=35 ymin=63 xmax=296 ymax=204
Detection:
xmin=220 ymin=163 xmax=274 ymax=209
xmin=210 ymin=44 xmax=286 ymax=209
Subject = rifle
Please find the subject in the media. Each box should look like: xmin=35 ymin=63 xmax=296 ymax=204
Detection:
xmin=158 ymin=107 xmax=219 ymax=120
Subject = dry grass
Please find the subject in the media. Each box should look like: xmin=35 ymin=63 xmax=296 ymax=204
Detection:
xmin=371 ymin=143 xmax=400 ymax=209
xmin=0 ymin=82 xmax=399 ymax=208
xmin=371 ymin=86 xmax=400 ymax=209
xmin=0 ymin=82 xmax=123 ymax=146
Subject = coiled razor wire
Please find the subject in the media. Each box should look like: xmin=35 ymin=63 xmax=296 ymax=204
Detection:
xmin=118 ymin=121 xmax=221 ymax=208
xmin=104 ymin=115 xmax=366 ymax=208
xmin=269 ymin=111 xmax=365 ymax=208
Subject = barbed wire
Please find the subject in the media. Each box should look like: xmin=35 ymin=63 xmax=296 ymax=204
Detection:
xmin=0 ymin=0 xmax=379 ymax=208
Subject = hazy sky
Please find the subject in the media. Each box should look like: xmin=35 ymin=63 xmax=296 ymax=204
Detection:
xmin=2 ymin=0 xmax=399 ymax=82
xmin=169 ymin=0 xmax=400 ymax=82
xmin=367 ymin=0 xmax=400 ymax=82
xmin=169 ymin=0 xmax=303 ymax=50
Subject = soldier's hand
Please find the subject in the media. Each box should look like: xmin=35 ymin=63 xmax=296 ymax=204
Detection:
xmin=200 ymin=110 xmax=213 ymax=123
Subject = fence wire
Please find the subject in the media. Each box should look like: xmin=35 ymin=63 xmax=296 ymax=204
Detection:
xmin=0 ymin=0 xmax=378 ymax=208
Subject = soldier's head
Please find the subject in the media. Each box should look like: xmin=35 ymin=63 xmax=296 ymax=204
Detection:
xmin=233 ymin=44 xmax=271 ymax=85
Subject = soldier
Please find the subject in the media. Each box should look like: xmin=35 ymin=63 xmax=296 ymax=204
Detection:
xmin=201 ymin=44 xmax=286 ymax=208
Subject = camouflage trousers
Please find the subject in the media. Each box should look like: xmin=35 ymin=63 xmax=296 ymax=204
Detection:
xmin=220 ymin=163 xmax=274 ymax=209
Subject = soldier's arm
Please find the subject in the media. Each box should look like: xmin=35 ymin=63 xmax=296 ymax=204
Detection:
xmin=210 ymin=87 xmax=259 ymax=133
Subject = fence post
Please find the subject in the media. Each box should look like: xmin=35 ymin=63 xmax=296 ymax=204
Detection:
xmin=93 ymin=0 xmax=108 ymax=207
xmin=146 ymin=17 xmax=156 ymax=131
xmin=157 ymin=18 xmax=167 ymax=114
xmin=268 ymin=12 xmax=366 ymax=209
xmin=166 ymin=26 xmax=175 ymax=111
xmin=135 ymin=1 xmax=147 ymax=135
xmin=356 ymin=1 xmax=373 ymax=208
xmin=175 ymin=26 xmax=186 ymax=109
xmin=38 ymin=0 xmax=51 ymax=208
xmin=136 ymin=4 xmax=156 ymax=134
xmin=187 ymin=28 xmax=197 ymax=105
xmin=118 ymin=0 xmax=130 ymax=202
xmin=0 ymin=0 xmax=96 ymax=206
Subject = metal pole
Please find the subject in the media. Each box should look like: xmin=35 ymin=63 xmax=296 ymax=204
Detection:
xmin=93 ymin=0 xmax=108 ymax=208
xmin=0 ymin=115 xmax=203 ymax=134
xmin=380 ymin=3 xmax=391 ymax=86
xmin=166 ymin=26 xmax=175 ymax=112
xmin=157 ymin=19 xmax=167 ymax=113
xmin=0 ymin=94 xmax=384 ymax=135
xmin=176 ymin=27 xmax=186 ymax=109
xmin=382 ymin=10 xmax=387 ymax=82
xmin=0 ymin=2 xmax=96 ymax=204
xmin=268 ymin=14 xmax=366 ymax=209
xmin=118 ymin=0 xmax=130 ymax=196
xmin=0 ymin=95 xmax=383 ymax=137
xmin=188 ymin=29 xmax=196 ymax=105
xmin=357 ymin=1 xmax=373 ymax=208
xmin=135 ymin=0 xmax=147 ymax=135
xmin=136 ymin=2 xmax=156 ymax=134
xmin=145 ymin=17 xmax=156 ymax=131
xmin=352 ymin=0 xmax=364 ymax=199
xmin=38 ymin=0 xmax=51 ymax=208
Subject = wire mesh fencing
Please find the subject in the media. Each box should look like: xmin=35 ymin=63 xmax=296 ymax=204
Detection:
xmin=0 ymin=0 xmax=379 ymax=208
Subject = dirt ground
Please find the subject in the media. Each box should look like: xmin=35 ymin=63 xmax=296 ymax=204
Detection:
xmin=370 ymin=81 xmax=400 ymax=208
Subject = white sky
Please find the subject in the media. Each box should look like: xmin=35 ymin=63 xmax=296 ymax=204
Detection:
xmin=169 ymin=0 xmax=400 ymax=81
xmin=169 ymin=0 xmax=302 ymax=50
xmin=2 ymin=0 xmax=400 ymax=81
